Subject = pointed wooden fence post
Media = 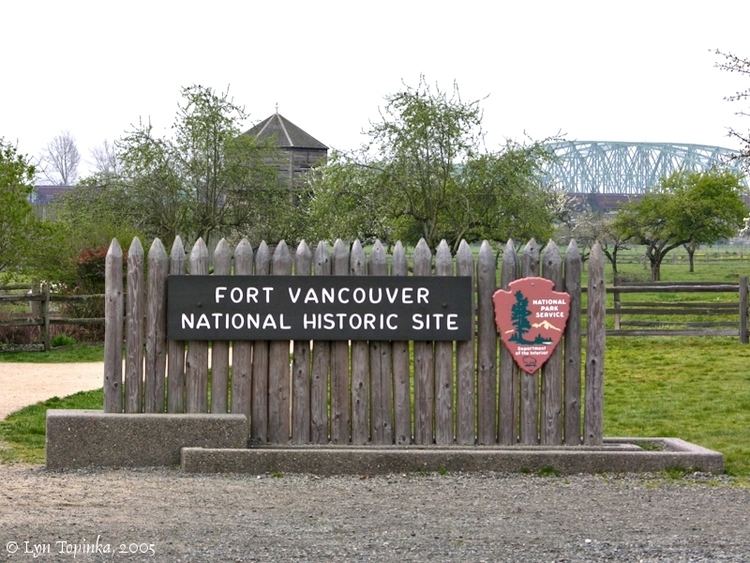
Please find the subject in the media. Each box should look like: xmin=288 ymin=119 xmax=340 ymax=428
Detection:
xmin=268 ymin=241 xmax=292 ymax=443
xmin=584 ymin=242 xmax=606 ymax=445
xmin=564 ymin=240 xmax=582 ymax=444
xmin=210 ymin=239 xmax=232 ymax=414
xmin=456 ymin=240 xmax=475 ymax=445
xmin=520 ymin=239 xmax=541 ymax=444
xmin=413 ymin=239 xmax=434 ymax=445
xmin=104 ymin=239 xmax=123 ymax=413
xmin=251 ymin=242 xmax=271 ymax=442
xmin=498 ymin=239 xmax=517 ymax=445
xmin=541 ymin=240 xmax=564 ymax=445
xmin=292 ymin=241 xmax=312 ymax=444
xmin=233 ymin=239 xmax=254 ymax=431
xmin=435 ymin=240 xmax=454 ymax=445
xmin=331 ymin=239 xmax=351 ymax=444
xmin=167 ymin=237 xmax=186 ymax=413
xmin=310 ymin=241 xmax=331 ymax=444
xmin=125 ymin=237 xmax=145 ymax=413
xmin=392 ymin=242 xmax=411 ymax=445
xmin=186 ymin=238 xmax=209 ymax=413
xmin=369 ymin=240 xmax=393 ymax=444
xmin=350 ymin=240 xmax=370 ymax=445
xmin=144 ymin=238 xmax=168 ymax=413
xmin=477 ymin=241 xmax=497 ymax=445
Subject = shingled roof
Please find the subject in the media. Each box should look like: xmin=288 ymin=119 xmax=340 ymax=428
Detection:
xmin=245 ymin=113 xmax=328 ymax=150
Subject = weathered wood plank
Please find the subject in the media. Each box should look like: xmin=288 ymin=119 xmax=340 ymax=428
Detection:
xmin=167 ymin=237 xmax=186 ymax=413
xmin=185 ymin=238 xmax=209 ymax=413
xmin=331 ymin=239 xmax=351 ymax=443
xmin=268 ymin=241 xmax=293 ymax=443
xmin=520 ymin=239 xmax=540 ymax=444
xmin=144 ymin=238 xmax=168 ymax=413
xmin=564 ymin=239 xmax=582 ymax=444
xmin=740 ymin=276 xmax=748 ymax=344
xmin=477 ymin=240 xmax=497 ymax=445
xmin=369 ymin=240 xmax=393 ymax=444
xmin=584 ymin=242 xmax=606 ymax=445
xmin=498 ymin=239 xmax=517 ymax=445
xmin=251 ymin=242 xmax=271 ymax=442
xmin=350 ymin=240 xmax=370 ymax=444
xmin=311 ymin=241 xmax=331 ymax=444
xmin=210 ymin=239 xmax=232 ymax=414
xmin=392 ymin=242 xmax=411 ymax=445
xmin=434 ymin=240 xmax=454 ymax=445
xmin=104 ymin=239 xmax=124 ymax=413
xmin=413 ymin=239 xmax=434 ymax=445
xmin=541 ymin=240 xmax=563 ymax=445
xmin=232 ymin=239 xmax=253 ymax=432
xmin=292 ymin=241 xmax=312 ymax=444
xmin=456 ymin=240 xmax=475 ymax=445
xmin=125 ymin=237 xmax=145 ymax=413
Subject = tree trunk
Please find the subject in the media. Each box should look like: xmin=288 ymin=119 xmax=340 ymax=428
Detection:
xmin=688 ymin=248 xmax=695 ymax=273
xmin=650 ymin=260 xmax=660 ymax=282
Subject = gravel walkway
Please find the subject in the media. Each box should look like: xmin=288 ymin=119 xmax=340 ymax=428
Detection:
xmin=1 ymin=464 xmax=748 ymax=562
xmin=0 ymin=363 xmax=103 ymax=420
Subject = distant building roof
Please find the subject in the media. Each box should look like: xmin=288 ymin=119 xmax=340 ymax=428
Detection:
xmin=245 ymin=113 xmax=328 ymax=150
xmin=31 ymin=185 xmax=75 ymax=205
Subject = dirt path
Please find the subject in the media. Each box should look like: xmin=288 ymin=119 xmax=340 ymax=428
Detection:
xmin=0 ymin=362 xmax=103 ymax=419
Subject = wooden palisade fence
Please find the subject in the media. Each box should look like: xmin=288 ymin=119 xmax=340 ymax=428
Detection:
xmin=103 ymin=236 xmax=606 ymax=446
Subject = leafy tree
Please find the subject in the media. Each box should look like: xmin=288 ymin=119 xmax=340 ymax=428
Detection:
xmin=0 ymin=140 xmax=36 ymax=276
xmin=303 ymin=78 xmax=555 ymax=248
xmin=614 ymin=170 xmax=747 ymax=280
xmin=116 ymin=85 xmax=288 ymax=245
xmin=564 ymin=209 xmax=631 ymax=280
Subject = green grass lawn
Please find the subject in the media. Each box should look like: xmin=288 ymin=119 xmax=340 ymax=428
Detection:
xmin=605 ymin=336 xmax=750 ymax=476
xmin=0 ymin=343 xmax=104 ymax=363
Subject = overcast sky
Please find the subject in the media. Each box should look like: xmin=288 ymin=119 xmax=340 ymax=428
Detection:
xmin=3 ymin=0 xmax=750 ymax=178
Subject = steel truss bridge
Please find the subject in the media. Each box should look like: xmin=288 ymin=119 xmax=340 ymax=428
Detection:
xmin=542 ymin=141 xmax=746 ymax=195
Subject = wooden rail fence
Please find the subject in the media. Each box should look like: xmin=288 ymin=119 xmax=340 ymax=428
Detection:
xmin=103 ymin=236 xmax=606 ymax=446
xmin=601 ymin=278 xmax=749 ymax=341
xmin=0 ymin=284 xmax=104 ymax=351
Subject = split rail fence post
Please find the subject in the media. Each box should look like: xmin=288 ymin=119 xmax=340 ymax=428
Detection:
xmin=251 ymin=242 xmax=271 ymax=442
xmin=740 ymin=276 xmax=749 ymax=344
xmin=125 ymin=238 xmax=145 ymax=413
xmin=144 ymin=239 xmax=168 ymax=413
xmin=41 ymin=283 xmax=51 ymax=352
xmin=392 ymin=242 xmax=411 ymax=445
xmin=498 ymin=240 xmax=518 ymax=445
xmin=167 ymin=237 xmax=186 ymax=413
xmin=103 ymin=239 xmax=123 ymax=413
xmin=233 ymin=239 xmax=254 ymax=432
xmin=584 ymin=242 xmax=606 ymax=445
xmin=185 ymin=239 xmax=209 ymax=413
xmin=211 ymin=239 xmax=232 ymax=414
xmin=310 ymin=241 xmax=331 ymax=444
xmin=477 ymin=241 xmax=497 ymax=445
xmin=541 ymin=241 xmax=563 ymax=445
xmin=456 ymin=240 xmax=475 ymax=445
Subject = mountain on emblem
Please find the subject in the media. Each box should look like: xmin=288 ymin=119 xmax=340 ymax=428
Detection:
xmin=492 ymin=277 xmax=571 ymax=374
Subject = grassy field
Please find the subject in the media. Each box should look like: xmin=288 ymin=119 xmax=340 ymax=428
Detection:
xmin=0 ymin=343 xmax=104 ymax=363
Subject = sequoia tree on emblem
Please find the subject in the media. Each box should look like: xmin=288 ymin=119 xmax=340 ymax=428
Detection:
xmin=493 ymin=277 xmax=571 ymax=374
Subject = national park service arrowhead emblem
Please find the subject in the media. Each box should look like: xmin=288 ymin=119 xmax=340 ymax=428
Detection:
xmin=492 ymin=277 xmax=570 ymax=374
